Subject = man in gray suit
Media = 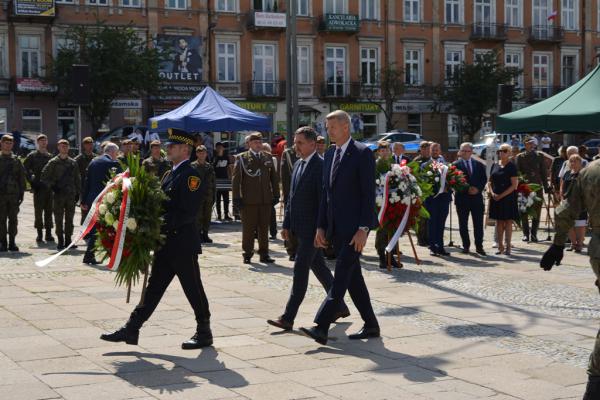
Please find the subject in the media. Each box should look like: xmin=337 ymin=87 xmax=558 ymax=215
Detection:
xmin=267 ymin=127 xmax=349 ymax=331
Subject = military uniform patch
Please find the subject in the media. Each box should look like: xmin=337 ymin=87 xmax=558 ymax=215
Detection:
xmin=188 ymin=176 xmax=201 ymax=191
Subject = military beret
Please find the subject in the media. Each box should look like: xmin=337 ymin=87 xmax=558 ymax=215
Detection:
xmin=246 ymin=132 xmax=263 ymax=142
xmin=215 ymin=141 xmax=225 ymax=147
xmin=121 ymin=139 xmax=132 ymax=145
xmin=57 ymin=139 xmax=70 ymax=145
xmin=419 ymin=141 xmax=431 ymax=148
xmin=36 ymin=134 xmax=47 ymax=142
xmin=524 ymin=135 xmax=536 ymax=143
xmin=82 ymin=136 xmax=93 ymax=144
xmin=165 ymin=128 xmax=195 ymax=146
xmin=196 ymin=145 xmax=207 ymax=152
xmin=149 ymin=140 xmax=161 ymax=147
xmin=377 ymin=140 xmax=390 ymax=149
xmin=1 ymin=134 xmax=13 ymax=142
xmin=316 ymin=136 xmax=325 ymax=144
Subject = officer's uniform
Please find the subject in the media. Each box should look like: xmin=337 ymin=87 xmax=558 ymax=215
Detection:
xmin=100 ymin=128 xmax=212 ymax=350
xmin=41 ymin=155 xmax=81 ymax=248
xmin=280 ymin=147 xmax=299 ymax=258
xmin=75 ymin=146 xmax=97 ymax=225
xmin=544 ymin=160 xmax=600 ymax=399
xmin=232 ymin=136 xmax=279 ymax=261
xmin=0 ymin=143 xmax=26 ymax=251
xmin=23 ymin=149 xmax=54 ymax=239
xmin=191 ymin=159 xmax=216 ymax=241
xmin=515 ymin=146 xmax=549 ymax=241
xmin=142 ymin=155 xmax=171 ymax=178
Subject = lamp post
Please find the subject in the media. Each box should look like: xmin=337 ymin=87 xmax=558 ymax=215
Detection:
xmin=285 ymin=0 xmax=298 ymax=147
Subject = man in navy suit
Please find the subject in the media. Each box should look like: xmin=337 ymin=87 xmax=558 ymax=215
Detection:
xmin=453 ymin=142 xmax=487 ymax=255
xmin=300 ymin=110 xmax=380 ymax=345
xmin=80 ymin=143 xmax=121 ymax=265
xmin=267 ymin=127 xmax=349 ymax=331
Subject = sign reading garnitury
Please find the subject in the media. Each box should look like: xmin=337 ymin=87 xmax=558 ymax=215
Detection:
xmin=323 ymin=14 xmax=360 ymax=32
xmin=14 ymin=0 xmax=55 ymax=16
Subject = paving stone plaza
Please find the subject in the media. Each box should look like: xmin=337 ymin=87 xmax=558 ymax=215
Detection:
xmin=1 ymin=193 xmax=598 ymax=400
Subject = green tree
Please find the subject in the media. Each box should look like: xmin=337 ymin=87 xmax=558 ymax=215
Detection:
xmin=47 ymin=21 xmax=166 ymax=133
xmin=434 ymin=51 xmax=521 ymax=142
xmin=364 ymin=63 xmax=405 ymax=132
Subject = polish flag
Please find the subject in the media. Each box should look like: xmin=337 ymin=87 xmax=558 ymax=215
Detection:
xmin=547 ymin=10 xmax=558 ymax=21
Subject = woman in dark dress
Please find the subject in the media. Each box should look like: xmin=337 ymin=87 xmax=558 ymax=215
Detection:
xmin=488 ymin=143 xmax=519 ymax=255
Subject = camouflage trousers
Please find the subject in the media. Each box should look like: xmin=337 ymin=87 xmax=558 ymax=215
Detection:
xmin=375 ymin=229 xmax=398 ymax=256
xmin=588 ymin=232 xmax=600 ymax=377
xmin=0 ymin=194 xmax=20 ymax=238
xmin=33 ymin=188 xmax=53 ymax=230
xmin=53 ymin=193 xmax=76 ymax=239
xmin=196 ymin=198 xmax=214 ymax=233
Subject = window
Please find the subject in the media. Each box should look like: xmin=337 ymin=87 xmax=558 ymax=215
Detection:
xmin=298 ymin=0 xmax=309 ymax=16
xmin=53 ymin=36 xmax=75 ymax=58
xmin=447 ymin=114 xmax=459 ymax=149
xmin=57 ymin=109 xmax=77 ymax=145
xmin=216 ymin=0 xmax=236 ymax=12
xmin=0 ymin=36 xmax=7 ymax=78
xmin=474 ymin=0 xmax=494 ymax=26
xmin=404 ymin=0 xmax=420 ymax=22
xmin=361 ymin=0 xmax=379 ymax=20
xmin=324 ymin=0 xmax=346 ymax=14
xmin=407 ymin=113 xmax=421 ymax=134
xmin=165 ymin=0 xmax=186 ymax=9
xmin=217 ymin=42 xmax=237 ymax=82
xmin=532 ymin=52 xmax=551 ymax=98
xmin=445 ymin=0 xmax=462 ymax=24
xmin=360 ymin=47 xmax=378 ymax=86
xmin=561 ymin=53 xmax=578 ymax=87
xmin=297 ymin=45 xmax=311 ymax=84
xmin=22 ymin=109 xmax=42 ymax=133
xmin=252 ymin=43 xmax=277 ymax=95
xmin=505 ymin=50 xmax=523 ymax=90
xmin=473 ymin=48 xmax=492 ymax=63
xmin=445 ymin=48 xmax=463 ymax=83
xmin=505 ymin=0 xmax=522 ymax=27
xmin=253 ymin=0 xmax=277 ymax=11
xmin=121 ymin=0 xmax=141 ymax=7
xmin=561 ymin=0 xmax=577 ymax=30
xmin=361 ymin=114 xmax=377 ymax=138
xmin=325 ymin=46 xmax=346 ymax=96
xmin=56 ymin=0 xmax=74 ymax=3
xmin=0 ymin=109 xmax=6 ymax=132
xmin=18 ymin=35 xmax=40 ymax=78
xmin=404 ymin=49 xmax=421 ymax=85
xmin=87 ymin=0 xmax=108 ymax=5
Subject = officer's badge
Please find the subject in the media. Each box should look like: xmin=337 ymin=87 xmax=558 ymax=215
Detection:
xmin=188 ymin=176 xmax=201 ymax=191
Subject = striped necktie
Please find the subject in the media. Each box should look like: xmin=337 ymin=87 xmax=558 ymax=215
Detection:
xmin=331 ymin=147 xmax=342 ymax=183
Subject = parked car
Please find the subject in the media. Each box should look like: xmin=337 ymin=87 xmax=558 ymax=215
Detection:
xmin=472 ymin=132 xmax=527 ymax=159
xmin=581 ymin=138 xmax=600 ymax=158
xmin=360 ymin=131 xmax=422 ymax=153
xmin=0 ymin=132 xmax=36 ymax=156
xmin=94 ymin=125 xmax=147 ymax=152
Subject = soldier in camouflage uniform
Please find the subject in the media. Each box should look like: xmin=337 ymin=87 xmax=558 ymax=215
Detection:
xmin=41 ymin=139 xmax=81 ymax=250
xmin=23 ymin=134 xmax=54 ymax=242
xmin=191 ymin=145 xmax=216 ymax=243
xmin=117 ymin=139 xmax=133 ymax=165
xmin=0 ymin=135 xmax=26 ymax=251
xmin=75 ymin=137 xmax=97 ymax=225
xmin=280 ymin=145 xmax=299 ymax=261
xmin=541 ymin=159 xmax=600 ymax=400
xmin=142 ymin=140 xmax=170 ymax=179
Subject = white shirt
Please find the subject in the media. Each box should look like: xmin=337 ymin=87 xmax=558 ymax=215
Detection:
xmin=330 ymin=136 xmax=351 ymax=183
xmin=462 ymin=157 xmax=473 ymax=173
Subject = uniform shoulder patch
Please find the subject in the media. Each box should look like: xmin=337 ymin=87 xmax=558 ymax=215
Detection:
xmin=188 ymin=176 xmax=201 ymax=191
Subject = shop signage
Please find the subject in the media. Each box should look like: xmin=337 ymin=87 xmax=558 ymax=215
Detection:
xmin=111 ymin=99 xmax=142 ymax=109
xmin=323 ymin=14 xmax=360 ymax=32
xmin=254 ymin=12 xmax=286 ymax=28
xmin=16 ymin=78 xmax=56 ymax=93
xmin=333 ymin=102 xmax=380 ymax=113
xmin=155 ymin=35 xmax=204 ymax=82
xmin=14 ymin=0 xmax=55 ymax=17
xmin=393 ymin=101 xmax=435 ymax=113
xmin=235 ymin=101 xmax=277 ymax=113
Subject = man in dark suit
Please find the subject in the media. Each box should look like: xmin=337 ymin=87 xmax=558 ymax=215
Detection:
xmin=453 ymin=142 xmax=487 ymax=255
xmin=300 ymin=110 xmax=379 ymax=345
xmin=392 ymin=142 xmax=411 ymax=165
xmin=267 ymin=127 xmax=349 ymax=331
xmin=80 ymin=143 xmax=120 ymax=265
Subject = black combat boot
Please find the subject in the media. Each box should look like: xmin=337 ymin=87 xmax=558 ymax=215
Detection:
xmin=530 ymin=219 xmax=539 ymax=242
xmin=45 ymin=228 xmax=55 ymax=242
xmin=100 ymin=312 xmax=142 ymax=345
xmin=56 ymin=234 xmax=65 ymax=250
xmin=36 ymin=229 xmax=43 ymax=243
xmin=83 ymin=250 xmax=98 ymax=265
xmin=8 ymin=236 xmax=19 ymax=252
xmin=202 ymin=232 xmax=213 ymax=244
xmin=583 ymin=376 xmax=600 ymax=400
xmin=521 ymin=217 xmax=530 ymax=242
xmin=378 ymin=252 xmax=387 ymax=269
xmin=0 ymin=238 xmax=7 ymax=252
xmin=182 ymin=321 xmax=213 ymax=349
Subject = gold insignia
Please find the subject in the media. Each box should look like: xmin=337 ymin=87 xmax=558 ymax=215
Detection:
xmin=188 ymin=176 xmax=201 ymax=191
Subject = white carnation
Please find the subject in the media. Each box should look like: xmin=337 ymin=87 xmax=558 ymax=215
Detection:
xmin=98 ymin=204 xmax=107 ymax=215
xmin=434 ymin=177 xmax=440 ymax=182
xmin=126 ymin=218 xmax=137 ymax=231
xmin=375 ymin=179 xmax=381 ymax=185
xmin=104 ymin=213 xmax=114 ymax=225
xmin=105 ymin=192 xmax=116 ymax=204
xmin=427 ymin=171 xmax=433 ymax=176
xmin=375 ymin=196 xmax=383 ymax=207
xmin=112 ymin=220 xmax=119 ymax=230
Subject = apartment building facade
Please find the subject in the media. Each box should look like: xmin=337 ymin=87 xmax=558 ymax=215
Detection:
xmin=1 ymin=0 xmax=600 ymax=147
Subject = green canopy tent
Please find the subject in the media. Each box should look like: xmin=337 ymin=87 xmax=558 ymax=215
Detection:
xmin=496 ymin=63 xmax=600 ymax=134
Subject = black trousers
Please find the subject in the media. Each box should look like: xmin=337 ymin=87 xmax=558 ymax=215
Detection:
xmin=282 ymin=236 xmax=342 ymax=323
xmin=128 ymin=248 xmax=210 ymax=328
xmin=456 ymin=196 xmax=485 ymax=250
xmin=315 ymin=235 xmax=378 ymax=330
xmin=216 ymin=189 xmax=230 ymax=217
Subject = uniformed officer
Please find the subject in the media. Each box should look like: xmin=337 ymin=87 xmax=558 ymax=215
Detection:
xmin=232 ymin=132 xmax=280 ymax=264
xmin=280 ymin=144 xmax=299 ymax=261
xmin=41 ymin=139 xmax=81 ymax=250
xmin=540 ymin=159 xmax=600 ymax=400
xmin=117 ymin=139 xmax=133 ymax=165
xmin=142 ymin=140 xmax=171 ymax=178
xmin=191 ymin=145 xmax=216 ymax=243
xmin=0 ymin=135 xmax=26 ymax=252
xmin=100 ymin=128 xmax=212 ymax=350
xmin=515 ymin=135 xmax=550 ymax=242
xmin=75 ymin=137 xmax=97 ymax=225
xmin=316 ymin=136 xmax=327 ymax=157
xmin=23 ymin=134 xmax=54 ymax=243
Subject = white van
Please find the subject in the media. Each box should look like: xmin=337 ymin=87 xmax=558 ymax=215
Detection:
xmin=472 ymin=132 xmax=527 ymax=158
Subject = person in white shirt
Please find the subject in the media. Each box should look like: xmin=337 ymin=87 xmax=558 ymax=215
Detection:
xmin=541 ymin=135 xmax=552 ymax=153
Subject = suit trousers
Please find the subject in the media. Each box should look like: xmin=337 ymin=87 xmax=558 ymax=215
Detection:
xmin=33 ymin=188 xmax=53 ymax=229
xmin=456 ymin=195 xmax=485 ymax=250
xmin=241 ymin=204 xmax=271 ymax=257
xmin=426 ymin=193 xmax=451 ymax=252
xmin=283 ymin=236 xmax=335 ymax=323
xmin=128 ymin=248 xmax=211 ymax=328
xmin=314 ymin=235 xmax=379 ymax=330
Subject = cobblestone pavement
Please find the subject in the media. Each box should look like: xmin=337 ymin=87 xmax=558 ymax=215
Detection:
xmin=0 ymin=193 xmax=597 ymax=399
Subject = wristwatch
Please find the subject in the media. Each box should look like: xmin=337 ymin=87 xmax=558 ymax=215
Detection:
xmin=358 ymin=226 xmax=370 ymax=233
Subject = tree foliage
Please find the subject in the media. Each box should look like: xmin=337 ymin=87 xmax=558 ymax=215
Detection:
xmin=47 ymin=21 xmax=166 ymax=133
xmin=434 ymin=51 xmax=521 ymax=142
xmin=364 ymin=63 xmax=405 ymax=132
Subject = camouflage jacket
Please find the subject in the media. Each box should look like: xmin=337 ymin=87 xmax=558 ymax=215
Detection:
xmin=41 ymin=156 xmax=81 ymax=197
xmin=0 ymin=153 xmax=26 ymax=197
xmin=23 ymin=150 xmax=52 ymax=190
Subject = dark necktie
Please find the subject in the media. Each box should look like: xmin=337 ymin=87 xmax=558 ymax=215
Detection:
xmin=467 ymin=159 xmax=472 ymax=175
xmin=331 ymin=147 xmax=342 ymax=183
xmin=292 ymin=160 xmax=305 ymax=191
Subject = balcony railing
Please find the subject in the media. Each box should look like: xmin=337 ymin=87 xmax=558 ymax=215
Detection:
xmin=319 ymin=82 xmax=384 ymax=98
xmin=528 ymin=25 xmax=564 ymax=43
xmin=247 ymin=80 xmax=286 ymax=98
xmin=470 ymin=22 xmax=507 ymax=41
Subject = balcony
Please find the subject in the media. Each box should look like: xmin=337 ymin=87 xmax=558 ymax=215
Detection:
xmin=247 ymin=80 xmax=286 ymax=98
xmin=528 ymin=25 xmax=564 ymax=43
xmin=247 ymin=10 xmax=286 ymax=30
xmin=321 ymin=82 xmax=380 ymax=99
xmin=470 ymin=23 xmax=507 ymax=41
xmin=320 ymin=13 xmax=360 ymax=33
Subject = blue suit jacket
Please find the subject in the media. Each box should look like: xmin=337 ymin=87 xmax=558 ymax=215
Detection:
xmin=452 ymin=158 xmax=487 ymax=203
xmin=282 ymin=154 xmax=323 ymax=240
xmin=317 ymin=139 xmax=377 ymax=242
xmin=81 ymin=155 xmax=120 ymax=207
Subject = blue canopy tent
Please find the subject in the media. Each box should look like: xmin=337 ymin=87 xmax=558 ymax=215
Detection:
xmin=148 ymin=86 xmax=271 ymax=133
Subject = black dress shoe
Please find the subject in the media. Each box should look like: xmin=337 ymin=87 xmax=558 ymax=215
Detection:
xmin=429 ymin=250 xmax=439 ymax=257
xmin=243 ymin=256 xmax=252 ymax=264
xmin=333 ymin=309 xmax=350 ymax=322
xmin=8 ymin=242 xmax=19 ymax=252
xmin=45 ymin=230 xmax=55 ymax=242
xmin=348 ymin=326 xmax=380 ymax=340
xmin=202 ymin=235 xmax=213 ymax=244
xmin=438 ymin=249 xmax=450 ymax=256
xmin=83 ymin=255 xmax=99 ymax=265
xmin=475 ymin=247 xmax=487 ymax=256
xmin=182 ymin=331 xmax=213 ymax=349
xmin=288 ymin=255 xmax=296 ymax=262
xmin=267 ymin=317 xmax=293 ymax=331
xmin=530 ymin=235 xmax=539 ymax=243
xmin=260 ymin=256 xmax=275 ymax=263
xmin=522 ymin=235 xmax=529 ymax=242
xmin=100 ymin=326 xmax=139 ymax=345
xmin=300 ymin=326 xmax=328 ymax=345
xmin=461 ymin=248 xmax=470 ymax=254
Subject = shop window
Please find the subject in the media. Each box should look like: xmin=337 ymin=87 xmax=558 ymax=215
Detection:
xmin=22 ymin=109 xmax=42 ymax=133
xmin=57 ymin=109 xmax=77 ymax=146
xmin=361 ymin=114 xmax=377 ymax=138
xmin=407 ymin=113 xmax=421 ymax=134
